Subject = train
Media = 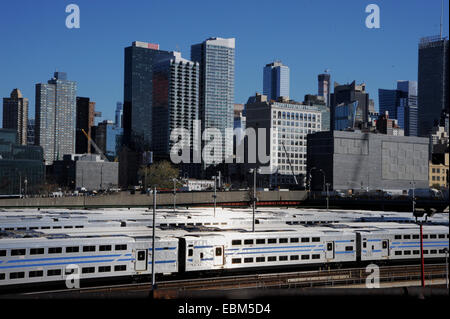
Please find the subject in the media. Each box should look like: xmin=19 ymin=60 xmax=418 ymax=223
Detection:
xmin=0 ymin=221 xmax=448 ymax=292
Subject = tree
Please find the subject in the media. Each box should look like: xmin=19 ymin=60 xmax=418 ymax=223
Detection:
xmin=138 ymin=161 xmax=180 ymax=189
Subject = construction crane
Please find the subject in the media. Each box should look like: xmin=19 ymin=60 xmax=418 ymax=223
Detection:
xmin=81 ymin=129 xmax=109 ymax=162
xmin=281 ymin=141 xmax=298 ymax=185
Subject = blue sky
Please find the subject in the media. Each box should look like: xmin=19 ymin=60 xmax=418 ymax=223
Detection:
xmin=0 ymin=0 xmax=448 ymax=124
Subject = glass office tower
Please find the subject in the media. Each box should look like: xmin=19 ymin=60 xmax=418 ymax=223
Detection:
xmin=191 ymin=37 xmax=235 ymax=166
xmin=263 ymin=61 xmax=290 ymax=101
xmin=35 ymin=72 xmax=77 ymax=165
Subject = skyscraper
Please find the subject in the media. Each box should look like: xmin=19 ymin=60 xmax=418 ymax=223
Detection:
xmin=35 ymin=72 xmax=77 ymax=165
xmin=75 ymin=97 xmax=96 ymax=154
xmin=330 ymin=81 xmax=370 ymax=130
xmin=115 ymin=102 xmax=123 ymax=129
xmin=263 ymin=61 xmax=290 ymax=101
xmin=191 ymin=37 xmax=235 ymax=165
xmin=418 ymin=35 xmax=449 ymax=137
xmin=123 ymin=41 xmax=172 ymax=149
xmin=318 ymin=73 xmax=331 ymax=106
xmin=2 ymin=88 xmax=28 ymax=145
xmin=152 ymin=51 xmax=199 ymax=157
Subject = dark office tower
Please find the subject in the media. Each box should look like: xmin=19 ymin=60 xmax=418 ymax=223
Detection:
xmin=264 ymin=61 xmax=290 ymax=101
xmin=75 ymin=97 xmax=96 ymax=154
xmin=318 ymin=73 xmax=331 ymax=106
xmin=3 ymin=88 xmax=28 ymax=145
xmin=397 ymin=81 xmax=418 ymax=137
xmin=115 ymin=102 xmax=123 ymax=129
xmin=418 ymin=36 xmax=449 ymax=137
xmin=378 ymin=89 xmax=401 ymax=119
xmin=330 ymin=81 xmax=370 ymax=130
xmin=152 ymin=52 xmax=199 ymax=156
xmin=123 ymin=41 xmax=172 ymax=150
xmin=35 ymin=72 xmax=77 ymax=165
xmin=191 ymin=37 xmax=235 ymax=165
xmin=27 ymin=119 xmax=35 ymax=145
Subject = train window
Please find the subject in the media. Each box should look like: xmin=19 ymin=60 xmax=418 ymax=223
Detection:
xmin=99 ymin=245 xmax=112 ymax=251
xmin=279 ymin=238 xmax=288 ymax=243
xmin=0 ymin=274 xmax=5 ymax=280
xmin=301 ymin=255 xmax=310 ymax=260
xmin=327 ymin=243 xmax=333 ymax=251
xmin=215 ymin=247 xmax=222 ymax=256
xmin=395 ymin=251 xmax=402 ymax=255
xmin=290 ymin=255 xmax=299 ymax=261
xmin=403 ymin=235 xmax=411 ymax=239
xmin=17 ymin=227 xmax=26 ymax=230
xmin=256 ymin=257 xmax=265 ymax=262
xmin=345 ymin=246 xmax=353 ymax=251
xmin=290 ymin=238 xmax=299 ymax=243
xmin=115 ymin=245 xmax=127 ymax=251
xmin=0 ymin=250 xmax=6 ymax=257
xmin=64 ymin=226 xmax=73 ymax=229
xmin=10 ymin=272 xmax=25 ymax=279
xmin=256 ymin=239 xmax=265 ymax=244
xmin=363 ymin=242 xmax=367 ymax=248
xmin=82 ymin=267 xmax=95 ymax=274
xmin=439 ymin=249 xmax=446 ymax=254
xmin=413 ymin=235 xmax=419 ymax=239
xmin=279 ymin=256 xmax=288 ymax=261
xmin=312 ymin=254 xmax=320 ymax=259
xmin=430 ymin=235 xmax=437 ymax=239
xmin=30 ymin=248 xmax=44 ymax=255
xmin=404 ymin=251 xmax=411 ymax=255
xmin=49 ymin=247 xmax=62 ymax=254
xmin=244 ymin=239 xmax=254 ymax=245
xmin=447 ymin=234 xmax=449 ymax=238
xmin=232 ymin=258 xmax=241 ymax=264
xmin=312 ymin=237 xmax=320 ymax=242
xmin=53 ymin=226 xmax=62 ymax=229
xmin=98 ymin=266 xmax=111 ymax=273
xmin=11 ymin=249 xmax=26 ymax=256
xmin=29 ymin=227 xmax=38 ymax=230
xmin=200 ymin=253 xmax=204 ymax=259
xmin=75 ymin=226 xmax=84 ymax=228
xmin=268 ymin=239 xmax=277 ymax=244
xmin=423 ymin=250 xmax=429 ymax=254
xmin=188 ymin=249 xmax=193 ymax=257
xmin=47 ymin=269 xmax=62 ymax=276
xmin=137 ymin=251 xmax=146 ymax=261
xmin=268 ymin=256 xmax=276 ymax=262
xmin=115 ymin=265 xmax=127 ymax=272
xmin=66 ymin=247 xmax=79 ymax=253
xmin=29 ymin=270 xmax=43 ymax=278
xmin=430 ymin=250 xmax=437 ymax=254
xmin=413 ymin=250 xmax=420 ymax=255
xmin=438 ymin=234 xmax=445 ymax=239
xmin=301 ymin=238 xmax=310 ymax=243
xmin=394 ymin=235 xmax=401 ymax=240
xmin=244 ymin=257 xmax=253 ymax=263
xmin=423 ymin=235 xmax=428 ymax=239
xmin=382 ymin=242 xmax=388 ymax=249
xmin=83 ymin=246 xmax=96 ymax=252
xmin=232 ymin=240 xmax=242 ymax=246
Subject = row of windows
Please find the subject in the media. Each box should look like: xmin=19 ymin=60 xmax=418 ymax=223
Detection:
xmin=1 ymin=225 xmax=84 ymax=231
xmin=159 ymin=222 xmax=227 ymax=227
xmin=0 ymin=245 xmax=128 ymax=257
xmin=394 ymin=249 xmax=446 ymax=256
xmin=231 ymin=237 xmax=321 ymax=246
xmin=0 ymin=265 xmax=127 ymax=281
xmin=393 ymin=234 xmax=448 ymax=240
xmin=231 ymin=254 xmax=321 ymax=264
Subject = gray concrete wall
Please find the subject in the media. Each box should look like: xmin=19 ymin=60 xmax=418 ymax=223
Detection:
xmin=0 ymin=190 xmax=307 ymax=208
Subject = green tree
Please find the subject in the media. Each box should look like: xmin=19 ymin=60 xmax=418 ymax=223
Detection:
xmin=139 ymin=161 xmax=180 ymax=189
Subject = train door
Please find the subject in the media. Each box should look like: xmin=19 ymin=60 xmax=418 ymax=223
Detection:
xmin=214 ymin=246 xmax=224 ymax=266
xmin=326 ymin=241 xmax=334 ymax=260
xmin=135 ymin=249 xmax=148 ymax=271
xmin=381 ymin=240 xmax=389 ymax=258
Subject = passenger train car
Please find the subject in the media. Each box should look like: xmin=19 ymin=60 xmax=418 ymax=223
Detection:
xmin=0 ymin=221 xmax=448 ymax=292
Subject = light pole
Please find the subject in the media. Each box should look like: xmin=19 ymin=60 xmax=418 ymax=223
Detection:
xmin=326 ymin=183 xmax=330 ymax=211
xmin=173 ymin=178 xmax=177 ymax=213
xmin=100 ymin=164 xmax=103 ymax=191
xmin=151 ymin=186 xmax=157 ymax=294
xmin=410 ymin=181 xmax=416 ymax=217
xmin=24 ymin=178 xmax=28 ymax=198
xmin=444 ymin=248 xmax=449 ymax=289
xmin=249 ymin=168 xmax=258 ymax=232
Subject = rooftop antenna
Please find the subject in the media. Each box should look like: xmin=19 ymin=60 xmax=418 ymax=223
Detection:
xmin=440 ymin=0 xmax=443 ymax=39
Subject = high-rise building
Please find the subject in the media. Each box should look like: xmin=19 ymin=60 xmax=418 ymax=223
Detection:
xmin=2 ymin=88 xmax=28 ymax=145
xmin=191 ymin=37 xmax=235 ymax=166
xmin=92 ymin=120 xmax=123 ymax=160
xmin=152 ymin=51 xmax=199 ymax=157
xmin=35 ymin=72 xmax=77 ymax=165
xmin=318 ymin=73 xmax=330 ymax=106
xmin=418 ymin=36 xmax=449 ymax=137
xmin=263 ymin=61 xmax=290 ymax=101
xmin=123 ymin=41 xmax=172 ymax=149
xmin=27 ymin=119 xmax=35 ymax=145
xmin=330 ymin=81 xmax=370 ymax=130
xmin=75 ymin=97 xmax=96 ymax=154
xmin=115 ymin=102 xmax=123 ymax=129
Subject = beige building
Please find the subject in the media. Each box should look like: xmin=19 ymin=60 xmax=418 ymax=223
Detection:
xmin=429 ymin=153 xmax=449 ymax=188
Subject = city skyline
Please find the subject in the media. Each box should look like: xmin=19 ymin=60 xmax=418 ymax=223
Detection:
xmin=0 ymin=0 xmax=448 ymax=125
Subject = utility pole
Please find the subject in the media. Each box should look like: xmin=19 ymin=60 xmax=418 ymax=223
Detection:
xmin=419 ymin=221 xmax=425 ymax=287
xmin=326 ymin=183 xmax=330 ymax=211
xmin=151 ymin=187 xmax=157 ymax=294
xmin=252 ymin=169 xmax=257 ymax=232
xmin=173 ymin=178 xmax=176 ymax=212
xmin=213 ymin=176 xmax=217 ymax=218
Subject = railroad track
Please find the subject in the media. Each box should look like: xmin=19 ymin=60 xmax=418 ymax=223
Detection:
xmin=10 ymin=263 xmax=447 ymax=298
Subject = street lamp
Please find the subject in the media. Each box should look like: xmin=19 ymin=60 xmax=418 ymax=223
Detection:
xmin=173 ymin=178 xmax=177 ymax=212
xmin=249 ymin=168 xmax=260 ymax=232
xmin=212 ymin=175 xmax=217 ymax=218
xmin=410 ymin=181 xmax=416 ymax=218
xmin=151 ymin=186 xmax=157 ymax=295
xmin=326 ymin=183 xmax=330 ymax=211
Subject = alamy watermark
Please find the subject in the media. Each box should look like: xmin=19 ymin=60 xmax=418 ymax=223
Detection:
xmin=65 ymin=264 xmax=80 ymax=289
xmin=65 ymin=4 xmax=80 ymax=29
xmin=365 ymin=264 xmax=380 ymax=288
xmin=365 ymin=4 xmax=380 ymax=29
